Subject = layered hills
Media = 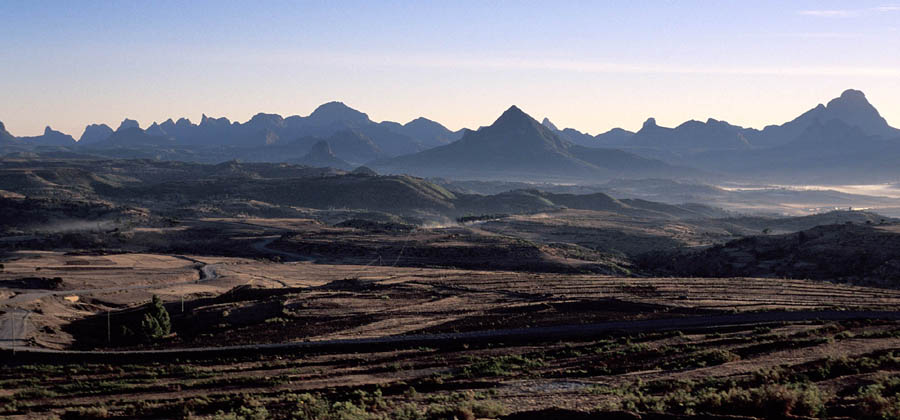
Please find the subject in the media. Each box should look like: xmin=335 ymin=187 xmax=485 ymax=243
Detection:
xmin=641 ymin=221 xmax=900 ymax=286
xmin=0 ymin=158 xmax=712 ymax=220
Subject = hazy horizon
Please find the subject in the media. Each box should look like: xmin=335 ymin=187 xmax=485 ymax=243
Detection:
xmin=3 ymin=0 xmax=900 ymax=137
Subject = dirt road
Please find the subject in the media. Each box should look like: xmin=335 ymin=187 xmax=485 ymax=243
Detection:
xmin=251 ymin=236 xmax=310 ymax=261
xmin=0 ymin=308 xmax=30 ymax=348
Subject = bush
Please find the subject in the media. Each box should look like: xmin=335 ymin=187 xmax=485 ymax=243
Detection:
xmin=289 ymin=393 xmax=378 ymax=420
xmin=62 ymin=406 xmax=109 ymax=419
xmin=460 ymin=355 xmax=543 ymax=378
xmin=698 ymin=384 xmax=825 ymax=418
xmin=856 ymin=376 xmax=900 ymax=419
xmin=661 ymin=349 xmax=739 ymax=370
xmin=620 ymin=383 xmax=825 ymax=418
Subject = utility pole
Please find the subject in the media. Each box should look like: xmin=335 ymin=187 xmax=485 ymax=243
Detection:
xmin=107 ymin=310 xmax=111 ymax=344
xmin=181 ymin=295 xmax=185 ymax=313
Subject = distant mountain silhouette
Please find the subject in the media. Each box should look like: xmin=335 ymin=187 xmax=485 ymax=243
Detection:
xmin=6 ymin=89 xmax=900 ymax=182
xmin=0 ymin=121 xmax=19 ymax=145
xmin=144 ymin=122 xmax=170 ymax=139
xmin=116 ymin=118 xmax=140 ymax=132
xmin=118 ymin=102 xmax=428 ymax=156
xmin=0 ymin=102 xmax=471 ymax=161
xmin=594 ymin=127 xmax=635 ymax=145
xmin=292 ymin=140 xmax=353 ymax=170
xmin=288 ymin=129 xmax=385 ymax=165
xmin=687 ymin=117 xmax=900 ymax=182
xmin=282 ymin=102 xmax=424 ymax=156
xmin=306 ymin=101 xmax=370 ymax=126
xmin=752 ymin=89 xmax=900 ymax=148
xmin=18 ymin=126 xmax=76 ymax=146
xmin=543 ymin=118 xmax=611 ymax=148
xmin=78 ymin=124 xmax=114 ymax=144
xmin=542 ymin=117 xmax=637 ymax=148
xmin=541 ymin=118 xmax=559 ymax=131
xmin=627 ymin=117 xmax=750 ymax=153
xmin=87 ymin=127 xmax=174 ymax=149
xmin=822 ymin=89 xmax=899 ymax=137
xmin=588 ymin=89 xmax=899 ymax=156
xmin=372 ymin=105 xmax=698 ymax=181
xmin=383 ymin=117 xmax=462 ymax=148
xmin=159 ymin=118 xmax=195 ymax=141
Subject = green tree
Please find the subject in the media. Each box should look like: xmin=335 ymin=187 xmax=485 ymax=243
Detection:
xmin=139 ymin=295 xmax=171 ymax=341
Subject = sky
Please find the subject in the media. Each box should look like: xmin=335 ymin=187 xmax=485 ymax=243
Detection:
xmin=2 ymin=0 xmax=900 ymax=137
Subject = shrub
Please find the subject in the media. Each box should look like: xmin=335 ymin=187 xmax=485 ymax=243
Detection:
xmin=697 ymin=383 xmax=825 ymax=418
xmin=619 ymin=383 xmax=825 ymax=418
xmin=856 ymin=376 xmax=900 ymax=419
xmin=62 ymin=406 xmax=110 ymax=419
xmin=289 ymin=393 xmax=378 ymax=420
xmin=460 ymin=355 xmax=543 ymax=378
xmin=291 ymin=393 xmax=331 ymax=420
xmin=661 ymin=349 xmax=739 ymax=370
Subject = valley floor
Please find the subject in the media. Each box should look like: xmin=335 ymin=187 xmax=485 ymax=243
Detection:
xmin=4 ymin=234 xmax=900 ymax=418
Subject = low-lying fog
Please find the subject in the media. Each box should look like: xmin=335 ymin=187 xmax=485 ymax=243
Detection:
xmin=711 ymin=183 xmax=900 ymax=217
xmin=720 ymin=183 xmax=900 ymax=199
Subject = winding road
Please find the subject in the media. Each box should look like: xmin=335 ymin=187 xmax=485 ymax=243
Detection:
xmin=250 ymin=236 xmax=310 ymax=261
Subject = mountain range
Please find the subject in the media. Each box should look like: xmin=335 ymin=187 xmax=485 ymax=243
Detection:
xmin=4 ymin=101 xmax=462 ymax=163
xmin=539 ymin=89 xmax=900 ymax=181
xmin=2 ymin=89 xmax=899 ymax=182
xmin=371 ymin=106 xmax=697 ymax=181
xmin=543 ymin=89 xmax=898 ymax=153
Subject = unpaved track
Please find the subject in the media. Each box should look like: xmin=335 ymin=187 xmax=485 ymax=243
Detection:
xmin=185 ymin=218 xmax=312 ymax=262
xmin=251 ymin=236 xmax=310 ymax=262
xmin=3 ymin=310 xmax=899 ymax=358
xmin=0 ymin=308 xmax=30 ymax=348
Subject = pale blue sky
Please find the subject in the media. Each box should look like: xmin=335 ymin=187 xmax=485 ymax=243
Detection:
xmin=2 ymin=1 xmax=899 ymax=137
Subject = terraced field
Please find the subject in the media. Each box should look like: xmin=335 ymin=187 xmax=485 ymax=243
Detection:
xmin=3 ymin=215 xmax=900 ymax=418
xmin=6 ymin=249 xmax=900 ymax=351
xmin=4 ymin=318 xmax=900 ymax=419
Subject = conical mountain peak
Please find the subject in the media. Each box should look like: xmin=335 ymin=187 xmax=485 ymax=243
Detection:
xmin=295 ymin=139 xmax=352 ymax=170
xmin=500 ymin=105 xmax=526 ymax=118
xmin=492 ymin=105 xmax=536 ymax=127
